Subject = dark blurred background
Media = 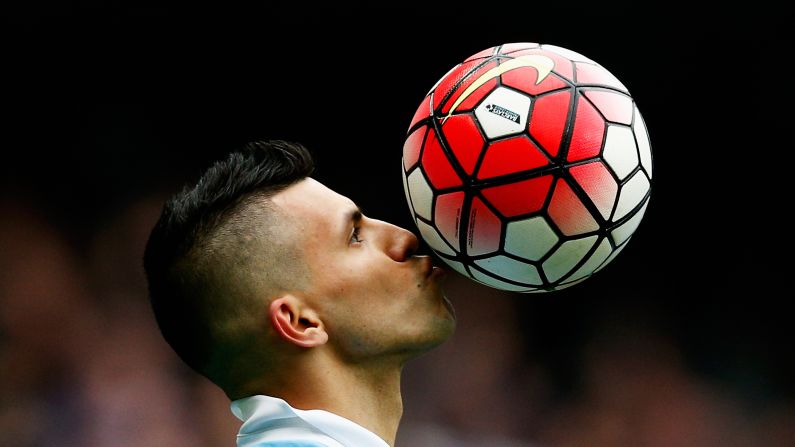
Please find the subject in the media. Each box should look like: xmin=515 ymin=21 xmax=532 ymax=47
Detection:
xmin=2 ymin=4 xmax=792 ymax=447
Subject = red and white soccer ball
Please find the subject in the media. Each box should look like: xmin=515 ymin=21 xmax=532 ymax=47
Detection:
xmin=402 ymin=42 xmax=653 ymax=293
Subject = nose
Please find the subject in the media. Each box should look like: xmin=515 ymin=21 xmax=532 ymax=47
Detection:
xmin=375 ymin=219 xmax=419 ymax=262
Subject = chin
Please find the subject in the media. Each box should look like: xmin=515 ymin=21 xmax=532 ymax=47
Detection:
xmin=427 ymin=315 xmax=457 ymax=349
xmin=399 ymin=320 xmax=456 ymax=360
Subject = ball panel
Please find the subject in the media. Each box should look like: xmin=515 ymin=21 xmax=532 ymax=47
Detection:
xmin=542 ymin=235 xmax=599 ymax=282
xmin=613 ymin=172 xmax=650 ymax=221
xmin=563 ymin=237 xmax=613 ymax=283
xmin=569 ymin=161 xmax=619 ymax=220
xmin=433 ymin=59 xmax=485 ymax=110
xmin=481 ymin=175 xmax=553 ymax=218
xmin=474 ymin=87 xmax=532 ymax=139
xmin=477 ymin=136 xmax=549 ymax=180
xmin=500 ymin=42 xmax=540 ymax=53
xmin=501 ymin=66 xmax=569 ymax=96
xmin=633 ymin=106 xmax=653 ymax=179
xmin=401 ymin=166 xmax=414 ymax=217
xmin=594 ymin=240 xmax=628 ymax=274
xmin=441 ymin=114 xmax=485 ymax=176
xmin=528 ymin=90 xmax=572 ymax=158
xmin=611 ymin=200 xmax=648 ymax=246
xmin=436 ymin=256 xmax=470 ymax=279
xmin=567 ymin=97 xmax=605 ymax=162
xmin=541 ymin=44 xmax=595 ymax=64
xmin=465 ymin=45 xmax=500 ymax=62
xmin=403 ymin=125 xmax=427 ymax=171
xmin=427 ymin=63 xmax=461 ymax=96
xmin=602 ymin=125 xmax=639 ymax=180
xmin=507 ymin=48 xmax=575 ymax=82
xmin=421 ymin=128 xmax=463 ymax=189
xmin=406 ymin=169 xmax=434 ymax=220
xmin=474 ymin=255 xmax=543 ymax=285
xmin=452 ymin=78 xmax=498 ymax=114
xmin=467 ymin=197 xmax=502 ymax=256
xmin=416 ymin=220 xmax=457 ymax=256
xmin=434 ymin=191 xmax=465 ymax=249
xmin=548 ymin=178 xmax=600 ymax=236
xmin=504 ymin=216 xmax=559 ymax=261
xmin=582 ymin=90 xmax=634 ymax=124
xmin=468 ymin=267 xmax=537 ymax=292
xmin=408 ymin=94 xmax=432 ymax=132
xmin=552 ymin=276 xmax=590 ymax=291
xmin=574 ymin=62 xmax=628 ymax=92
xmin=439 ymin=60 xmax=500 ymax=115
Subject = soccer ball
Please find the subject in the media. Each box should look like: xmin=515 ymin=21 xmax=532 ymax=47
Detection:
xmin=401 ymin=42 xmax=652 ymax=293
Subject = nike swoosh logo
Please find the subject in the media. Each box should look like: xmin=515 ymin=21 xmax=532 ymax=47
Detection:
xmin=442 ymin=54 xmax=555 ymax=124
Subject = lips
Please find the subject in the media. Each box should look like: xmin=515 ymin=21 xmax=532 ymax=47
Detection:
xmin=420 ymin=256 xmax=446 ymax=280
xmin=420 ymin=256 xmax=435 ymax=278
xmin=429 ymin=265 xmax=446 ymax=280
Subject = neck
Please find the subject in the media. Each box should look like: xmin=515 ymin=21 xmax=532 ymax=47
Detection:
xmin=261 ymin=353 xmax=405 ymax=446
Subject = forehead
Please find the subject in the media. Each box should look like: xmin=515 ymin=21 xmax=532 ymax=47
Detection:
xmin=270 ymin=178 xmax=353 ymax=224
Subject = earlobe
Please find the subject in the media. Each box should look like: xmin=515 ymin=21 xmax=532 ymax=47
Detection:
xmin=269 ymin=296 xmax=329 ymax=348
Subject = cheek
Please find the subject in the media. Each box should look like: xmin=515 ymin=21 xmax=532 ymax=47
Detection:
xmin=313 ymin=255 xmax=419 ymax=315
xmin=336 ymin=257 xmax=404 ymax=292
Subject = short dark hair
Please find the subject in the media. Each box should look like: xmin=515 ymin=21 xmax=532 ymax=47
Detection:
xmin=143 ymin=140 xmax=314 ymax=378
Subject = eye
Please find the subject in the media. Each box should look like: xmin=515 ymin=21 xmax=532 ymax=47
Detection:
xmin=350 ymin=226 xmax=364 ymax=245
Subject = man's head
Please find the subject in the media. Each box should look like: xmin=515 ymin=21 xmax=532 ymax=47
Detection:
xmin=143 ymin=140 xmax=455 ymax=399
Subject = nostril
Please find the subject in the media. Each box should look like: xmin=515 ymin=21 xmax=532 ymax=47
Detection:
xmin=390 ymin=228 xmax=419 ymax=262
xmin=406 ymin=242 xmax=417 ymax=258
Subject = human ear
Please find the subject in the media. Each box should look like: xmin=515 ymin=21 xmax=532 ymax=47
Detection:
xmin=269 ymin=296 xmax=329 ymax=348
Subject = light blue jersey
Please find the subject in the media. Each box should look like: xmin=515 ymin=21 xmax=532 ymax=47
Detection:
xmin=231 ymin=395 xmax=390 ymax=447
xmin=254 ymin=443 xmax=330 ymax=447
